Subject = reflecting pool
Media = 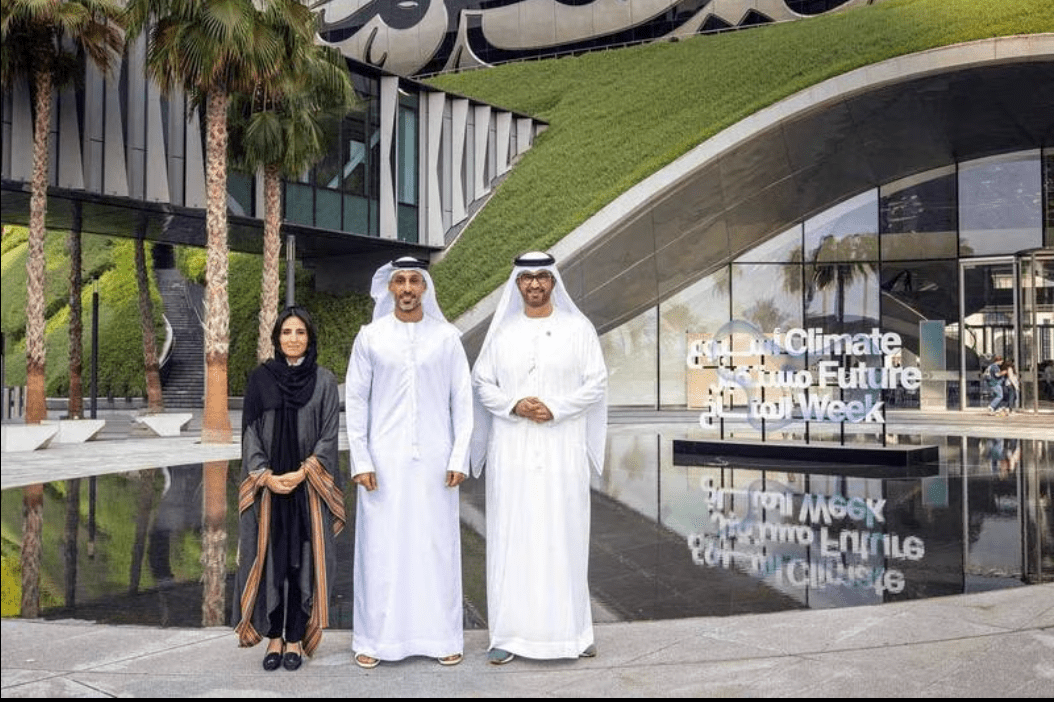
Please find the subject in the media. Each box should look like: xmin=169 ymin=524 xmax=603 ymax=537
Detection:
xmin=2 ymin=432 xmax=1050 ymax=627
xmin=596 ymin=428 xmax=1052 ymax=614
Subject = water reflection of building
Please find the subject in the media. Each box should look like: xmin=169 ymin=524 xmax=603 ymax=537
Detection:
xmin=598 ymin=431 xmax=1053 ymax=612
xmin=4 ymin=430 xmax=1048 ymax=626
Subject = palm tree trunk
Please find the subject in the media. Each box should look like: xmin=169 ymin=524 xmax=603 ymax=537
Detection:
xmin=64 ymin=478 xmax=81 ymax=608
xmin=25 ymin=68 xmax=51 ymax=424
xmin=129 ymin=470 xmax=156 ymax=595
xmin=202 ymin=88 xmax=232 ymax=444
xmin=135 ymin=235 xmax=164 ymax=413
xmin=257 ymin=164 xmax=282 ymax=363
xmin=200 ymin=87 xmax=230 ymax=625
xmin=837 ymin=266 xmax=846 ymax=328
xmin=21 ymin=67 xmax=54 ymax=620
xmin=67 ymin=205 xmax=83 ymax=419
xmin=20 ymin=484 xmax=44 ymax=618
xmin=201 ymin=460 xmax=228 ymax=626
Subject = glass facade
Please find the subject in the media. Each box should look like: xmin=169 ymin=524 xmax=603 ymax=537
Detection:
xmin=602 ymin=149 xmax=1054 ymax=413
xmin=281 ymin=75 xmax=383 ymax=235
xmin=600 ymin=307 xmax=657 ymax=406
xmin=880 ymin=166 xmax=957 ymax=261
xmin=658 ymin=267 xmax=729 ymax=409
xmin=244 ymin=72 xmax=418 ymax=242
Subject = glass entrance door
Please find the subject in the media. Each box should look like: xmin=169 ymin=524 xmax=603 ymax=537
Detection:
xmin=960 ymin=258 xmax=1017 ymax=409
xmin=1018 ymin=249 xmax=1054 ymax=413
xmin=960 ymin=251 xmax=1054 ymax=412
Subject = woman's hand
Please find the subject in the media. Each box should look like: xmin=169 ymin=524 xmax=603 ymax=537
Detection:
xmin=266 ymin=468 xmax=306 ymax=494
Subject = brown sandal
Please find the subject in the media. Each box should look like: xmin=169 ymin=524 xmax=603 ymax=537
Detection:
xmin=438 ymin=653 xmax=463 ymax=666
xmin=355 ymin=653 xmax=379 ymax=669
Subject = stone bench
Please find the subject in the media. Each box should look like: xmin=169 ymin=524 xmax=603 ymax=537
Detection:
xmin=135 ymin=413 xmax=193 ymax=437
xmin=35 ymin=418 xmax=108 ymax=444
xmin=1 ymin=424 xmax=60 ymax=453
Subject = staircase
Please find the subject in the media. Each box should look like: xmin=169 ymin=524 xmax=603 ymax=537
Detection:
xmin=155 ymin=261 xmax=205 ymax=410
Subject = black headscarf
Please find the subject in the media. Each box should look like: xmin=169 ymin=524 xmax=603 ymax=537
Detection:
xmin=243 ymin=307 xmax=320 ymax=469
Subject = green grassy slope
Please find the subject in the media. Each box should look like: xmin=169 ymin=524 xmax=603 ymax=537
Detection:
xmin=427 ymin=0 xmax=1053 ymax=319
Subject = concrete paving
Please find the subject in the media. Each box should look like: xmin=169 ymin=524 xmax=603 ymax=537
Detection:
xmin=2 ymin=584 xmax=1052 ymax=697
xmin=2 ymin=407 xmax=1052 ymax=697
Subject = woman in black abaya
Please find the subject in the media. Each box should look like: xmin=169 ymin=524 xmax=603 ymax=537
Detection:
xmin=233 ymin=307 xmax=344 ymax=671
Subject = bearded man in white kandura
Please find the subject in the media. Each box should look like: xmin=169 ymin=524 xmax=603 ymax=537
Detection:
xmin=471 ymin=251 xmax=608 ymax=665
xmin=345 ymin=256 xmax=473 ymax=669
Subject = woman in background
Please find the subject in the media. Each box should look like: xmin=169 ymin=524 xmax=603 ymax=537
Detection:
xmin=1000 ymin=358 xmax=1019 ymax=416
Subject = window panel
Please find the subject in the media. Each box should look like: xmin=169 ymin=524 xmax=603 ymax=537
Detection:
xmin=804 ymin=189 xmax=878 ymax=263
xmin=343 ymin=194 xmax=369 ymax=236
xmin=959 ymin=150 xmax=1042 ymax=256
xmin=601 ymin=306 xmax=657 ymax=407
xmin=659 ymin=268 xmax=729 ymax=408
xmin=734 ymin=224 xmax=802 ymax=264
xmin=315 ymin=188 xmax=341 ymax=231
xmin=284 ymin=182 xmax=313 ymax=226
xmin=880 ymin=166 xmax=957 ymax=261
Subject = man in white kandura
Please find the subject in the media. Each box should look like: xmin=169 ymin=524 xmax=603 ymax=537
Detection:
xmin=345 ymin=256 xmax=473 ymax=669
xmin=471 ymin=251 xmax=608 ymax=665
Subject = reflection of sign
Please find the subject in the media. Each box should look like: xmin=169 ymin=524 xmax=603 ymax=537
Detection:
xmin=686 ymin=321 xmax=922 ymax=426
xmin=687 ymin=478 xmax=925 ymax=596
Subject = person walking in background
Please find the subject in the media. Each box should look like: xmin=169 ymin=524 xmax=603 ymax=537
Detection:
xmin=1000 ymin=358 xmax=1019 ymax=416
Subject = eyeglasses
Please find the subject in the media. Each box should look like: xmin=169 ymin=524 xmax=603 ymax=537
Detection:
xmin=517 ymin=272 xmax=554 ymax=285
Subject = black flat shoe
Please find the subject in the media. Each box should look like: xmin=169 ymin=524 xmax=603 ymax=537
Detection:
xmin=283 ymin=651 xmax=302 ymax=671
xmin=262 ymin=651 xmax=282 ymax=671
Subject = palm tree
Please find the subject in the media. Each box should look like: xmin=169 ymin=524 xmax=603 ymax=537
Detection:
xmin=2 ymin=0 xmax=123 ymax=619
xmin=125 ymin=0 xmax=291 ymax=443
xmin=786 ymin=235 xmax=877 ymax=330
xmin=2 ymin=0 xmax=123 ymax=424
xmin=803 ymin=234 xmax=877 ymax=329
xmin=228 ymin=7 xmax=356 ymax=363
xmin=124 ymin=0 xmax=317 ymax=627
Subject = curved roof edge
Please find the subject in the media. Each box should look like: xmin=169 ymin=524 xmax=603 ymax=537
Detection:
xmin=454 ymin=34 xmax=1054 ymax=347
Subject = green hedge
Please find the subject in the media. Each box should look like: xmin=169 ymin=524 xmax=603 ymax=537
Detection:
xmin=2 ymin=226 xmax=372 ymax=400
xmin=179 ymin=247 xmax=372 ymax=395
xmin=426 ymin=0 xmax=1054 ymax=319
xmin=1 ymin=227 xmax=114 ymax=345
xmin=2 ymin=227 xmax=164 ymax=398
